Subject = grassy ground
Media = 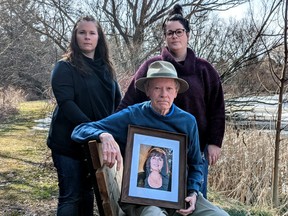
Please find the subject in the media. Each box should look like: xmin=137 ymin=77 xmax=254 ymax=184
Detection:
xmin=0 ymin=100 xmax=57 ymax=215
xmin=0 ymin=100 xmax=280 ymax=215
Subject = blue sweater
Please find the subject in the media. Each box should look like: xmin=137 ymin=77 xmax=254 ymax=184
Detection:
xmin=72 ymin=101 xmax=203 ymax=193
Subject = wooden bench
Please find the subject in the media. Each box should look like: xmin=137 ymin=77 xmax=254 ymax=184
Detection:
xmin=86 ymin=140 xmax=125 ymax=216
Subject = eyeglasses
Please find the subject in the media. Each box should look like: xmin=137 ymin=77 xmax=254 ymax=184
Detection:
xmin=165 ymin=29 xmax=186 ymax=38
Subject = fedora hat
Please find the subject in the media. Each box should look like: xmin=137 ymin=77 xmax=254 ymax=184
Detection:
xmin=135 ymin=61 xmax=189 ymax=93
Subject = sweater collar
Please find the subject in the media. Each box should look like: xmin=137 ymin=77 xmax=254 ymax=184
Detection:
xmin=161 ymin=47 xmax=196 ymax=75
xmin=148 ymin=101 xmax=175 ymax=117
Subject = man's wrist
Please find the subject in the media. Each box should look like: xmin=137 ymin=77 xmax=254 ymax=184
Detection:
xmin=188 ymin=190 xmax=198 ymax=197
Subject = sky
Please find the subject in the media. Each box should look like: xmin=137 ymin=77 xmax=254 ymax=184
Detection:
xmin=217 ymin=0 xmax=282 ymax=33
xmin=217 ymin=0 xmax=265 ymax=20
xmin=218 ymin=2 xmax=250 ymax=20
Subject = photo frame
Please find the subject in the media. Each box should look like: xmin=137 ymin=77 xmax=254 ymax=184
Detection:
xmin=121 ymin=125 xmax=187 ymax=209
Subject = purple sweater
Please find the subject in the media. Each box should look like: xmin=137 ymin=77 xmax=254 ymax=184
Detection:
xmin=117 ymin=47 xmax=225 ymax=151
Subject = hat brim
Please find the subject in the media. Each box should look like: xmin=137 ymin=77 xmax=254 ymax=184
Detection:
xmin=135 ymin=77 xmax=189 ymax=94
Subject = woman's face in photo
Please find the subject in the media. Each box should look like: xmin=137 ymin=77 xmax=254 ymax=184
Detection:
xmin=150 ymin=155 xmax=164 ymax=172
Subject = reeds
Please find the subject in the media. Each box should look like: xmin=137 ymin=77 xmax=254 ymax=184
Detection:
xmin=209 ymin=125 xmax=288 ymax=212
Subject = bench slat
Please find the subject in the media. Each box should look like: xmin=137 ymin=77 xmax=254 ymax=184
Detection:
xmin=88 ymin=140 xmax=125 ymax=216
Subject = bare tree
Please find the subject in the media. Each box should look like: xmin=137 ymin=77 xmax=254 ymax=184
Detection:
xmin=7 ymin=0 xmax=282 ymax=94
xmin=272 ymin=0 xmax=287 ymax=207
xmin=218 ymin=0 xmax=283 ymax=83
xmin=4 ymin=0 xmax=253 ymax=74
xmin=0 ymin=0 xmax=56 ymax=98
xmin=1 ymin=0 xmax=284 ymax=98
xmin=6 ymin=0 xmax=80 ymax=52
xmin=221 ymin=0 xmax=286 ymax=208
xmin=84 ymin=0 xmax=248 ymax=72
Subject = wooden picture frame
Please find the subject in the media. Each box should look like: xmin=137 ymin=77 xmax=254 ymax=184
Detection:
xmin=121 ymin=125 xmax=187 ymax=209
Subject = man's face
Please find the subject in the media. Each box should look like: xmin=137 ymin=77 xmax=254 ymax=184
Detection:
xmin=146 ymin=78 xmax=178 ymax=116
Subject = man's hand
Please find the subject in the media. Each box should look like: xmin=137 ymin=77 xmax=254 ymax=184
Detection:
xmin=99 ymin=132 xmax=122 ymax=171
xmin=207 ymin=144 xmax=221 ymax=166
xmin=176 ymin=193 xmax=197 ymax=215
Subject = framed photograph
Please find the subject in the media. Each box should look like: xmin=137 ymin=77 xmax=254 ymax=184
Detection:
xmin=121 ymin=125 xmax=187 ymax=209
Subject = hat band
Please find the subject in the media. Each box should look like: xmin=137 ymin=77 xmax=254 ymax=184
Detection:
xmin=148 ymin=72 xmax=177 ymax=78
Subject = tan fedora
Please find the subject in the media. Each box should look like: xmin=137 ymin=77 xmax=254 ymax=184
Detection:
xmin=135 ymin=61 xmax=189 ymax=93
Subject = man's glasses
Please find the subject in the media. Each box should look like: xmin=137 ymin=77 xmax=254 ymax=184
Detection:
xmin=165 ymin=29 xmax=186 ymax=38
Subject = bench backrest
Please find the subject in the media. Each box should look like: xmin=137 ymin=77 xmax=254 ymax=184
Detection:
xmin=88 ymin=140 xmax=125 ymax=216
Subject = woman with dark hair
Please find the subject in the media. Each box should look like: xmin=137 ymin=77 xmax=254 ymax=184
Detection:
xmin=47 ymin=15 xmax=121 ymax=215
xmin=139 ymin=147 xmax=170 ymax=191
xmin=117 ymin=4 xmax=225 ymax=199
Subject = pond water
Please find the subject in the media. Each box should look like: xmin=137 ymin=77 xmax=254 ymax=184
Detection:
xmin=226 ymin=94 xmax=288 ymax=132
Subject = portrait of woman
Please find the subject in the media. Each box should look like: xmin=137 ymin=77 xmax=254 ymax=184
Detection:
xmin=137 ymin=147 xmax=171 ymax=191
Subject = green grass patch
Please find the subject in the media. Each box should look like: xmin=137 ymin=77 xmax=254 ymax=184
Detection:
xmin=0 ymin=100 xmax=57 ymax=215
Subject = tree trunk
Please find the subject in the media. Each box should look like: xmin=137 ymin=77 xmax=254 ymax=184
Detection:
xmin=272 ymin=0 xmax=288 ymax=207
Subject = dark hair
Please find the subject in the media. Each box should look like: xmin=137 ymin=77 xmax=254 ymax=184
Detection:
xmin=162 ymin=4 xmax=190 ymax=33
xmin=145 ymin=148 xmax=169 ymax=176
xmin=63 ymin=15 xmax=116 ymax=78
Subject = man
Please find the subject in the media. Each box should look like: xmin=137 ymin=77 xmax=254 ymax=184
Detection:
xmin=71 ymin=61 xmax=228 ymax=215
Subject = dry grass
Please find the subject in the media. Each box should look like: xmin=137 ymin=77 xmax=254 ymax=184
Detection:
xmin=209 ymin=125 xmax=288 ymax=215
xmin=0 ymin=87 xmax=25 ymax=121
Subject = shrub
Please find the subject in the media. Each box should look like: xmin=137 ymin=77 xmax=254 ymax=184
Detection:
xmin=0 ymin=86 xmax=25 ymax=121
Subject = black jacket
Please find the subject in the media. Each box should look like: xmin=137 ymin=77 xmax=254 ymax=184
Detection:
xmin=47 ymin=56 xmax=121 ymax=158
